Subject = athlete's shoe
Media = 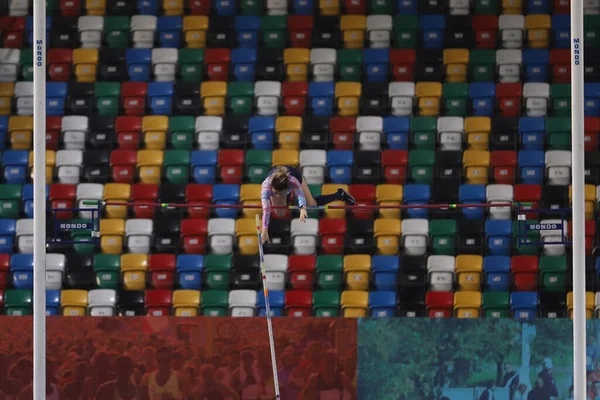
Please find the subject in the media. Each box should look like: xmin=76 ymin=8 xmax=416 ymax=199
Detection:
xmin=337 ymin=188 xmax=355 ymax=206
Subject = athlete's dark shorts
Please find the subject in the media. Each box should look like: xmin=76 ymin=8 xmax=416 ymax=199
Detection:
xmin=268 ymin=165 xmax=303 ymax=184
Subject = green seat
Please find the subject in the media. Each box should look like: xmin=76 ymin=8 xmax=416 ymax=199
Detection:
xmin=163 ymin=150 xmax=191 ymax=184
xmin=482 ymin=292 xmax=509 ymax=318
xmin=240 ymin=0 xmax=263 ymax=14
xmin=469 ymin=50 xmax=496 ymax=83
xmin=337 ymin=49 xmax=363 ymax=82
xmin=539 ymin=256 xmax=567 ymax=292
xmin=261 ymin=16 xmax=287 ymax=49
xmin=512 ymin=220 xmax=540 ymax=255
xmin=245 ymin=149 xmax=272 ymax=183
xmin=313 ymin=290 xmax=341 ymax=317
xmin=550 ymin=84 xmax=570 ymax=118
xmin=104 ymin=16 xmax=130 ymax=48
xmin=392 ymin=16 xmax=418 ymax=48
xmin=228 ymin=82 xmax=254 ymax=115
xmin=307 ymin=184 xmax=321 ymax=219
xmin=585 ymin=15 xmax=600 ymax=48
xmin=95 ymin=82 xmax=121 ymax=116
xmin=408 ymin=150 xmax=435 ymax=184
xmin=70 ymin=218 xmax=97 ymax=254
xmin=0 ymin=184 xmax=22 ymax=219
xmin=429 ymin=219 xmax=456 ymax=255
xmin=4 ymin=290 xmax=33 ymax=316
xmin=201 ymin=290 xmax=229 ymax=316
xmin=410 ymin=117 xmax=437 ymax=149
xmin=442 ymin=83 xmax=469 ymax=116
xmin=168 ymin=116 xmax=195 ymax=150
xmin=370 ymin=0 xmax=393 ymax=15
xmin=316 ymin=255 xmax=343 ymax=290
xmin=546 ymin=117 xmax=571 ymax=150
xmin=178 ymin=49 xmax=205 ymax=82
xmin=474 ymin=0 xmax=499 ymax=14
xmin=204 ymin=254 xmax=232 ymax=290
xmin=93 ymin=254 xmax=121 ymax=289
xmin=19 ymin=49 xmax=33 ymax=81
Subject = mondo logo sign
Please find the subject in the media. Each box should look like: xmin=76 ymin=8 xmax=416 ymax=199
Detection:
xmin=59 ymin=222 xmax=92 ymax=230
xmin=36 ymin=40 xmax=43 ymax=67
xmin=574 ymin=38 xmax=581 ymax=66
xmin=526 ymin=223 xmax=563 ymax=231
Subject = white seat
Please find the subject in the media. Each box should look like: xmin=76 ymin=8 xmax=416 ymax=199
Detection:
xmin=539 ymin=219 xmax=568 ymax=256
xmin=0 ymin=49 xmax=20 ymax=82
xmin=545 ymin=150 xmax=571 ymax=186
xmin=8 ymin=0 xmax=29 ymax=16
xmin=585 ymin=0 xmax=600 ymax=14
xmin=152 ymin=48 xmax=178 ymax=82
xmin=299 ymin=150 xmax=327 ymax=185
xmin=356 ymin=116 xmax=383 ymax=151
xmin=46 ymin=254 xmax=66 ymax=290
xmin=88 ymin=289 xmax=117 ymax=316
xmin=263 ymin=254 xmax=288 ymax=291
xmin=56 ymin=150 xmax=83 ymax=184
xmin=402 ymin=219 xmax=429 ymax=256
xmin=499 ymin=15 xmax=524 ymax=49
xmin=229 ymin=289 xmax=257 ymax=317
xmin=61 ymin=116 xmax=89 ymax=150
xmin=291 ymin=218 xmax=318 ymax=255
xmin=388 ymin=82 xmax=415 ymax=116
xmin=523 ymin=83 xmax=550 ymax=117
xmin=266 ymin=0 xmax=288 ymax=14
xmin=449 ymin=0 xmax=470 ymax=15
xmin=367 ymin=15 xmax=393 ymax=48
xmin=131 ymin=16 xmax=157 ymax=48
xmin=437 ymin=117 xmax=464 ymax=151
xmin=486 ymin=184 xmax=514 ymax=220
xmin=496 ymin=50 xmax=522 ymax=83
xmin=125 ymin=219 xmax=153 ymax=253
xmin=427 ymin=255 xmax=455 ymax=292
xmin=254 ymin=81 xmax=281 ymax=116
xmin=76 ymin=182 xmax=103 ymax=218
xmin=208 ymin=218 xmax=235 ymax=255
xmin=310 ymin=48 xmax=336 ymax=82
xmin=14 ymin=81 xmax=33 ymax=116
xmin=78 ymin=16 xmax=104 ymax=48
xmin=16 ymin=218 xmax=33 ymax=253
xmin=195 ymin=116 xmax=222 ymax=150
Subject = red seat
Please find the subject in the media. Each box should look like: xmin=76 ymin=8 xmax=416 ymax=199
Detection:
xmin=554 ymin=0 xmax=570 ymax=13
xmin=425 ymin=292 xmax=453 ymax=318
xmin=514 ymin=184 xmax=541 ymax=219
xmin=115 ymin=116 xmax=142 ymax=149
xmin=319 ymin=218 xmax=346 ymax=255
xmin=330 ymin=116 xmax=356 ymax=150
xmin=288 ymin=255 xmax=316 ymax=290
xmin=145 ymin=289 xmax=172 ymax=316
xmin=511 ymin=255 xmax=538 ymax=292
xmin=0 ymin=254 xmax=10 ymax=290
xmin=148 ymin=254 xmax=176 ymax=290
xmin=47 ymin=49 xmax=73 ymax=82
xmin=490 ymin=151 xmax=517 ymax=184
xmin=349 ymin=184 xmax=376 ymax=219
xmin=46 ymin=116 xmax=62 ymax=150
xmin=285 ymin=290 xmax=313 ymax=317
xmin=1 ymin=17 xmax=26 ymax=48
xmin=218 ymin=150 xmax=244 ymax=184
xmin=472 ymin=16 xmax=499 ymax=49
xmin=110 ymin=149 xmax=137 ymax=184
xmin=121 ymin=82 xmax=148 ymax=116
xmin=282 ymin=82 xmax=308 ymax=116
xmin=496 ymin=83 xmax=522 ymax=117
xmin=585 ymin=117 xmax=600 ymax=151
xmin=181 ymin=219 xmax=208 ymax=254
xmin=381 ymin=150 xmax=408 ymax=184
xmin=288 ymin=16 xmax=313 ymax=48
xmin=185 ymin=184 xmax=213 ymax=219
xmin=49 ymin=184 xmax=77 ymax=220
xmin=130 ymin=183 xmax=158 ymax=219
xmin=344 ymin=0 xmax=366 ymax=14
xmin=60 ymin=0 xmax=82 ymax=16
xmin=204 ymin=49 xmax=231 ymax=81
xmin=390 ymin=50 xmax=416 ymax=82
xmin=188 ymin=0 xmax=211 ymax=14
xmin=568 ymin=220 xmax=596 ymax=255
xmin=550 ymin=50 xmax=570 ymax=83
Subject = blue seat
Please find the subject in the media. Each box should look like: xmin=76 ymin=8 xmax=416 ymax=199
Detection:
xmin=46 ymin=290 xmax=61 ymax=316
xmin=126 ymin=48 xmax=152 ymax=82
xmin=257 ymin=290 xmax=285 ymax=317
xmin=459 ymin=184 xmax=486 ymax=220
xmin=403 ymin=184 xmax=430 ymax=219
xmin=215 ymin=0 xmax=236 ymax=16
xmin=485 ymin=220 xmax=512 ymax=256
xmin=235 ymin=17 xmax=261 ymax=48
xmin=3 ymin=150 xmax=28 ymax=184
xmin=46 ymin=82 xmax=68 ymax=117
xmin=0 ymin=116 xmax=7 ymax=150
xmin=176 ymin=255 xmax=204 ymax=290
xmin=383 ymin=117 xmax=409 ymax=150
xmin=552 ymin=15 xmax=570 ymax=49
xmin=519 ymin=117 xmax=545 ymax=150
xmin=10 ymin=253 xmax=33 ymax=290
xmin=231 ymin=48 xmax=257 ymax=82
xmin=363 ymin=49 xmax=389 ymax=83
xmin=526 ymin=0 xmax=550 ymax=14
xmin=147 ymin=82 xmax=173 ymax=115
xmin=483 ymin=256 xmax=510 ymax=291
xmin=249 ymin=116 xmax=275 ymax=150
xmin=585 ymin=83 xmax=600 ymax=117
xmin=137 ymin=0 xmax=159 ymax=14
xmin=397 ymin=0 xmax=417 ymax=14
xmin=213 ymin=184 xmax=240 ymax=218
xmin=0 ymin=219 xmax=15 ymax=253
xmin=420 ymin=15 xmax=445 ymax=49
xmin=292 ymin=0 xmax=314 ymax=14
xmin=369 ymin=291 xmax=397 ymax=318
xmin=308 ymin=83 xmax=335 ymax=116
xmin=157 ymin=17 xmax=183 ymax=48
xmin=22 ymin=184 xmax=33 ymax=218
xmin=191 ymin=150 xmax=218 ymax=184
xmin=523 ymin=50 xmax=549 ymax=83
xmin=372 ymin=255 xmax=399 ymax=291
xmin=510 ymin=291 xmax=538 ymax=321
xmin=26 ymin=17 xmax=51 ymax=46
xmin=469 ymin=83 xmax=495 ymax=116
xmin=518 ymin=150 xmax=544 ymax=184
xmin=326 ymin=150 xmax=353 ymax=184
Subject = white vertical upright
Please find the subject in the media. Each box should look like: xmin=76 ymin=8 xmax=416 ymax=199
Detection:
xmin=33 ymin=0 xmax=47 ymax=399
xmin=571 ymin=0 xmax=586 ymax=398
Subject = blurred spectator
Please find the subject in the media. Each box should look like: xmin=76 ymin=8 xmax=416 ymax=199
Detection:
xmin=217 ymin=350 xmax=240 ymax=389
xmin=195 ymin=365 xmax=239 ymax=400
xmin=527 ymin=377 xmax=546 ymax=400
xmin=142 ymin=346 xmax=191 ymax=400
xmin=82 ymin=351 xmax=115 ymax=400
xmin=16 ymin=360 xmax=63 ymax=400
xmin=278 ymin=347 xmax=301 ymax=400
xmin=63 ymin=362 xmax=88 ymax=400
xmin=538 ymin=358 xmax=558 ymax=400
xmin=514 ymin=383 xmax=528 ymax=400
xmin=95 ymin=356 xmax=141 ymax=400
xmin=300 ymin=350 xmax=354 ymax=400
xmin=478 ymin=381 xmax=495 ymax=400
xmin=0 ymin=353 xmax=23 ymax=399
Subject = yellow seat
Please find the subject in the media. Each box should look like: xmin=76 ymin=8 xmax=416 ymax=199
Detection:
xmin=183 ymin=16 xmax=209 ymax=48
xmin=319 ymin=0 xmax=340 ymax=15
xmin=465 ymin=116 xmax=491 ymax=150
xmin=502 ymin=0 xmax=522 ymax=13
xmin=99 ymin=218 xmax=125 ymax=254
xmin=416 ymin=82 xmax=442 ymax=116
xmin=463 ymin=150 xmax=490 ymax=184
xmin=72 ymin=49 xmax=99 ymax=82
xmin=455 ymin=255 xmax=483 ymax=291
xmin=201 ymin=82 xmax=226 ymax=116
xmin=570 ymin=184 xmax=596 ymax=221
xmin=272 ymin=149 xmax=299 ymax=167
xmin=341 ymin=290 xmax=368 ymax=318
xmin=443 ymin=49 xmax=469 ymax=83
xmin=173 ymin=290 xmax=201 ymax=316
xmin=376 ymin=184 xmax=403 ymax=219
xmin=567 ymin=292 xmax=595 ymax=319
xmin=61 ymin=290 xmax=89 ymax=316
xmin=374 ymin=218 xmax=402 ymax=255
xmin=341 ymin=16 xmax=366 ymax=49
xmin=104 ymin=183 xmax=131 ymax=219
xmin=335 ymin=82 xmax=361 ymax=117
xmin=0 ymin=83 xmax=14 ymax=115
xmin=284 ymin=48 xmax=310 ymax=82
xmin=137 ymin=150 xmax=164 ymax=185
xmin=240 ymin=184 xmax=262 ymax=218
xmin=276 ymin=116 xmax=302 ymax=149
xmin=321 ymin=184 xmax=347 ymax=219
xmin=344 ymin=255 xmax=371 ymax=291
xmin=525 ymin=15 xmax=551 ymax=48
xmin=121 ymin=254 xmax=149 ymax=291
xmin=85 ymin=0 xmax=106 ymax=15
xmin=454 ymin=291 xmax=482 ymax=318
xmin=236 ymin=218 xmax=259 ymax=255
xmin=28 ymin=150 xmax=55 ymax=183
xmin=8 ymin=116 xmax=33 ymax=150
xmin=163 ymin=0 xmax=185 ymax=15
xmin=142 ymin=116 xmax=169 ymax=150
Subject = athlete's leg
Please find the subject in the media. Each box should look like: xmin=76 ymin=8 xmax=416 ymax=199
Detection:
xmin=271 ymin=194 xmax=288 ymax=217
xmin=301 ymin=178 xmax=318 ymax=206
xmin=313 ymin=187 xmax=356 ymax=206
